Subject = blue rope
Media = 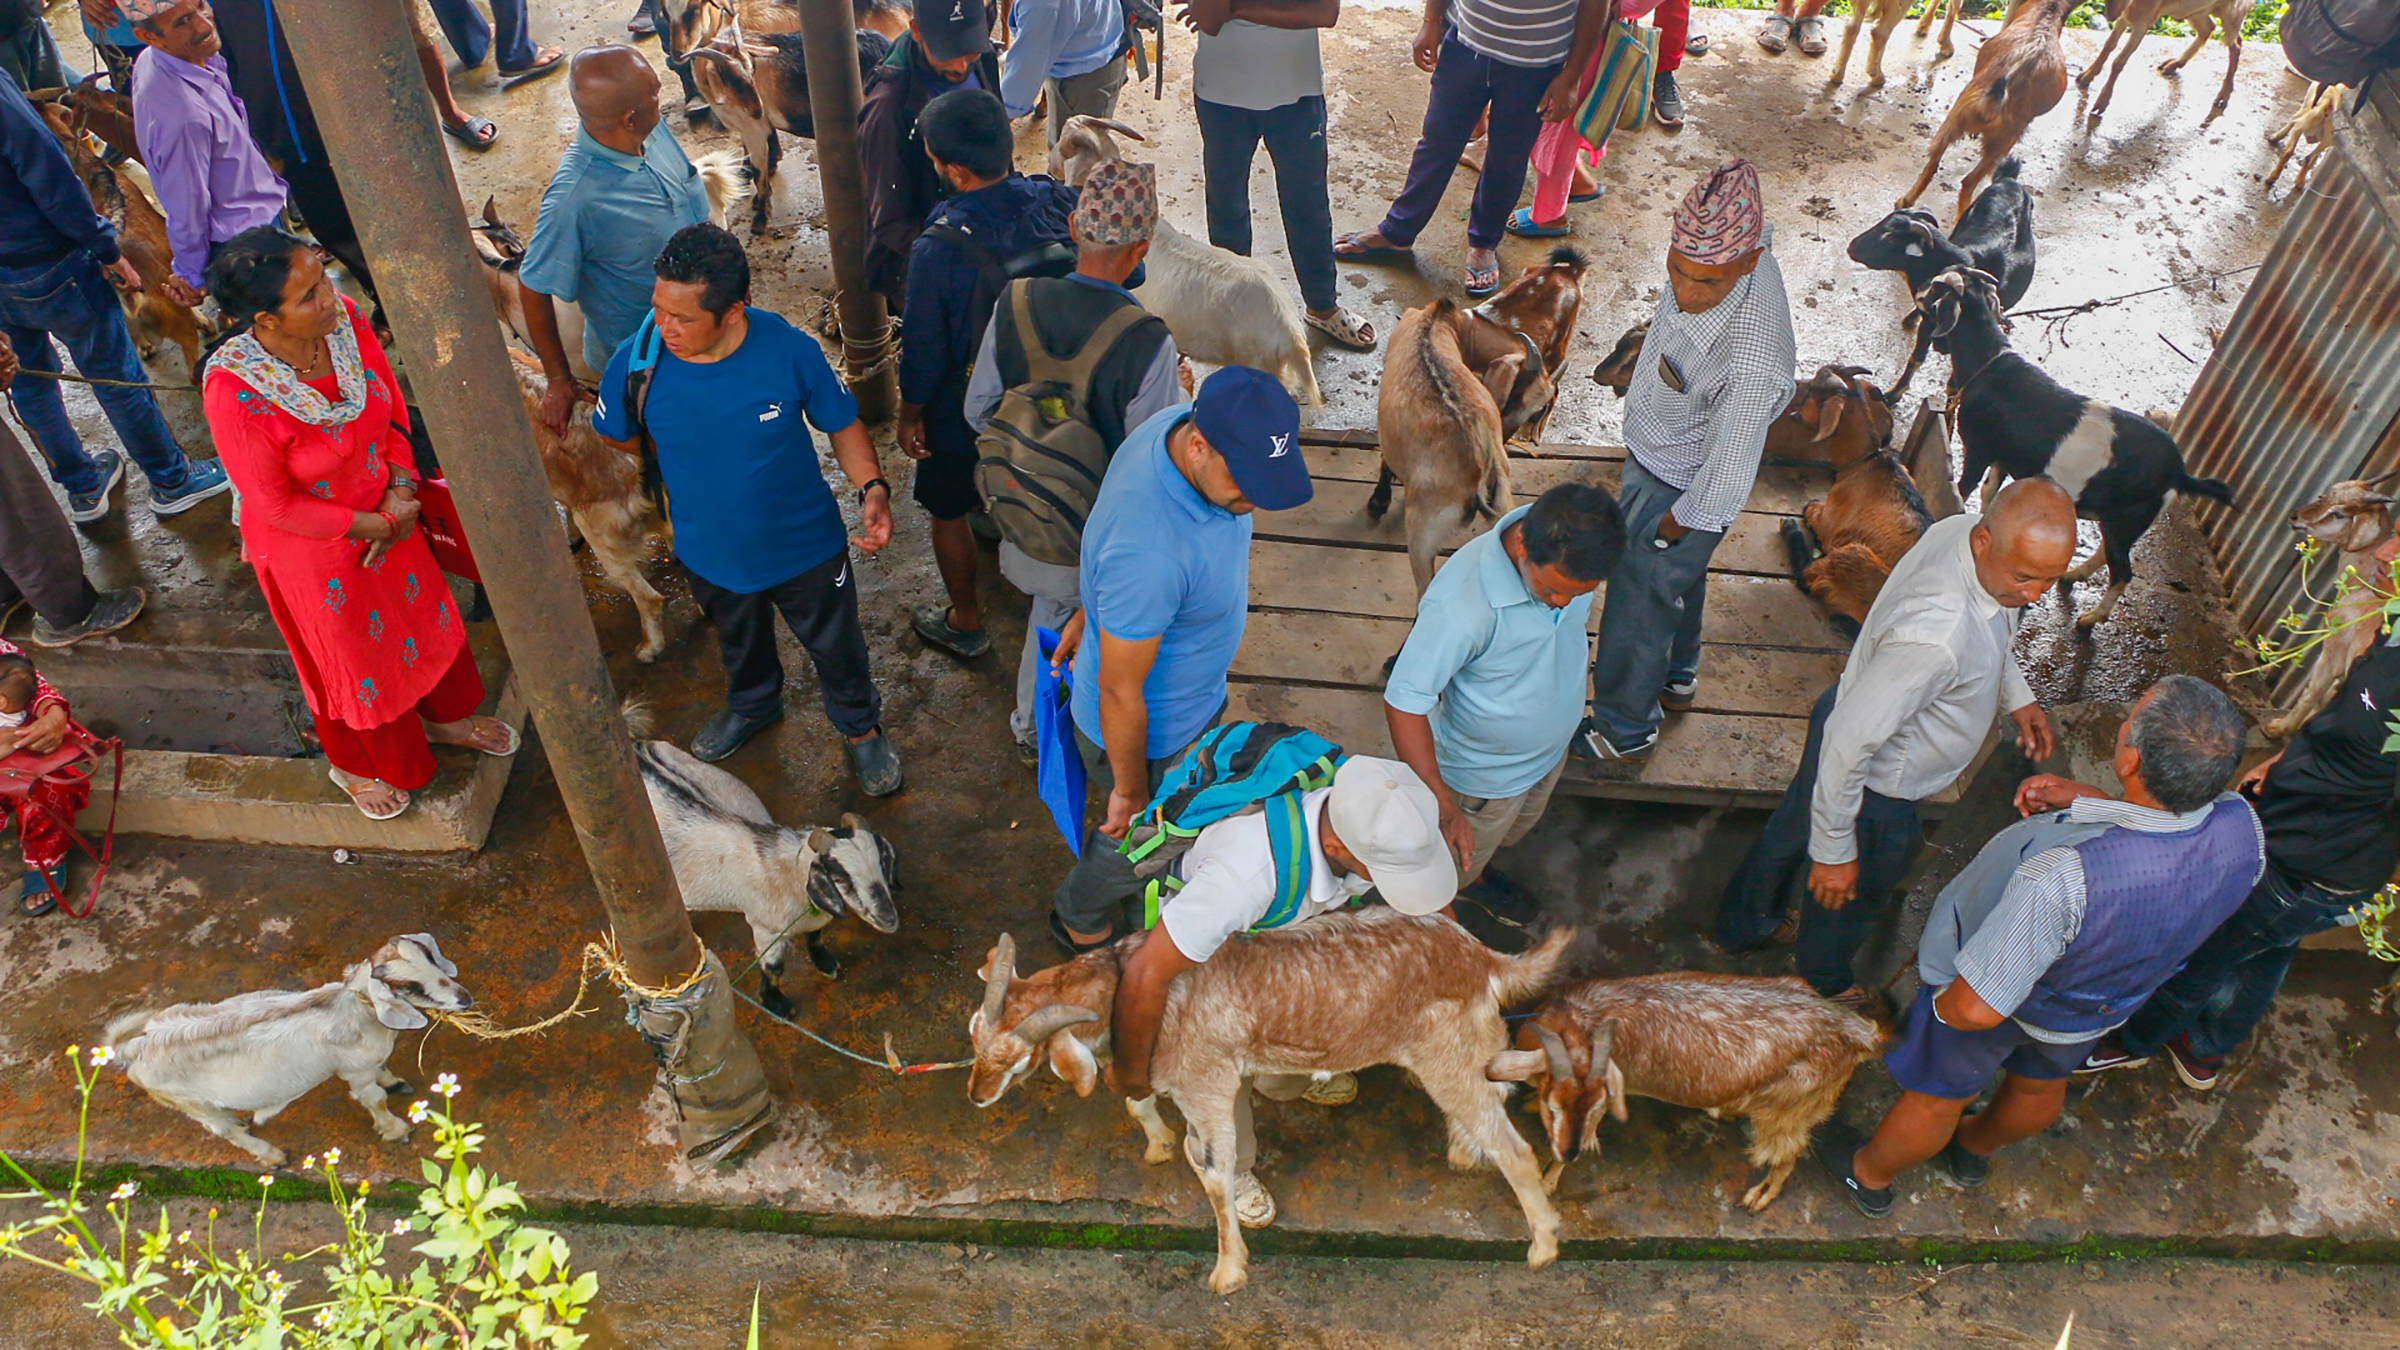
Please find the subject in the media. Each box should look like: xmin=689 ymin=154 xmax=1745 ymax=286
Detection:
xmin=260 ymin=0 xmax=307 ymax=165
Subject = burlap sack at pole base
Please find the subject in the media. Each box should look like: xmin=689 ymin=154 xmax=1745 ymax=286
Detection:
xmin=628 ymin=949 xmax=776 ymax=1165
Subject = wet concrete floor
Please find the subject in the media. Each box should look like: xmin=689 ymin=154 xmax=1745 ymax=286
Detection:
xmin=2 ymin=0 xmax=2390 ymax=1297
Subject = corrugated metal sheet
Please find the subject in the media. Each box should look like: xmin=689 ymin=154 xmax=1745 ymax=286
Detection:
xmin=2180 ymin=73 xmax=2400 ymax=659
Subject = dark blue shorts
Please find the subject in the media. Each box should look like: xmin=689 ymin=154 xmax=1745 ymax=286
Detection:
xmin=1883 ymin=986 xmax=2100 ymax=1100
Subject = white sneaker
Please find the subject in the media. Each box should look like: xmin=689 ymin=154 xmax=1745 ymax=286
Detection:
xmin=1185 ymin=1135 xmax=1277 ymax=1228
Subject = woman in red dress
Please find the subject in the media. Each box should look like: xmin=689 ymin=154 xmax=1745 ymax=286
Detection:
xmin=201 ymin=228 xmax=517 ymax=820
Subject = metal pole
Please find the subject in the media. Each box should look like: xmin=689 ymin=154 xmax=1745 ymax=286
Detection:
xmin=274 ymin=0 xmax=772 ymax=1164
xmin=797 ymin=0 xmax=898 ymax=422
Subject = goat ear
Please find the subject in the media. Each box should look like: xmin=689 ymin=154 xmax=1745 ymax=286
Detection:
xmin=1050 ymin=1033 xmax=1101 ymax=1097
xmin=1604 ymin=1060 xmax=1629 ymax=1123
xmin=1487 ymin=1049 xmax=1549 ymax=1083
xmin=362 ymin=970 xmax=430 ymax=1031
xmin=807 ymin=862 xmax=849 ymax=918
xmin=1480 ymin=351 xmax=1527 ymax=410
xmin=1811 ymin=398 xmax=1847 ymax=443
xmin=401 ymin=933 xmax=457 ymax=978
xmin=482 ymin=196 xmax=501 ymax=226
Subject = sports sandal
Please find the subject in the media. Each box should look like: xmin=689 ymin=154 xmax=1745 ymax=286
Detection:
xmin=1333 ymin=231 xmax=1415 ymax=263
xmin=1305 ymin=306 xmax=1377 ymax=350
xmin=1757 ymin=13 xmax=1793 ymax=51
xmin=329 ymin=767 xmax=411 ymax=821
xmin=1796 ymin=15 xmax=1828 ymax=54
xmin=1187 ymin=1135 xmax=1277 ymax=1228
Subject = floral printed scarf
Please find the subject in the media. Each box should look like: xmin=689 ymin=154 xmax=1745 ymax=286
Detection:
xmin=209 ymin=313 xmax=368 ymax=429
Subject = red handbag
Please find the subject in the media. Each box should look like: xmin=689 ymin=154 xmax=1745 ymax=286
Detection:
xmin=413 ymin=476 xmax=482 ymax=583
xmin=0 ymin=722 xmax=124 ymax=918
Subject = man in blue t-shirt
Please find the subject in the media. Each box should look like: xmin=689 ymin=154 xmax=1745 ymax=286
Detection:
xmin=1048 ymin=366 xmax=1312 ymax=951
xmin=592 ymin=225 xmax=903 ymax=794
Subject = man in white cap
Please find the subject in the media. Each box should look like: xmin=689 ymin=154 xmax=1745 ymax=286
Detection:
xmin=1108 ymin=755 xmax=1458 ymax=1228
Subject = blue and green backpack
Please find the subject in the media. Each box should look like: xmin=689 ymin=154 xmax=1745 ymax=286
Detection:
xmin=1120 ymin=722 xmax=1346 ymax=933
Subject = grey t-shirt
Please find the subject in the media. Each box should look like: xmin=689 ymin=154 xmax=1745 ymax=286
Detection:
xmin=1192 ymin=19 xmax=1323 ymax=110
xmin=1450 ymin=0 xmax=1579 ymax=69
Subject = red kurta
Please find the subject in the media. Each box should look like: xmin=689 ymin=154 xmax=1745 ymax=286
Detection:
xmin=203 ymin=300 xmax=464 ymax=730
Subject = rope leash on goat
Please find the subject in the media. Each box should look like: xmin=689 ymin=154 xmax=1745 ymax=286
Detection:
xmin=9 ymin=368 xmax=199 ymax=394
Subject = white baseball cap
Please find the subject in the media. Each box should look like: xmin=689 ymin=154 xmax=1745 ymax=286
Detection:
xmin=1326 ymin=757 xmax=1457 ymax=916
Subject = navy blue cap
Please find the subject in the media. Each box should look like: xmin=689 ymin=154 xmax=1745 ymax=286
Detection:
xmin=915 ymin=0 xmax=994 ymax=62
xmin=1192 ymin=367 xmax=1310 ymax=512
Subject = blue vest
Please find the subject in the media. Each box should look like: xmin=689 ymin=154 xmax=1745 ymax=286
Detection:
xmin=2012 ymin=800 xmax=2261 ymax=1035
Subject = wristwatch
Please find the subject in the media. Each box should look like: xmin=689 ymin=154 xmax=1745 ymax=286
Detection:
xmin=1650 ymin=534 xmax=1672 ymax=551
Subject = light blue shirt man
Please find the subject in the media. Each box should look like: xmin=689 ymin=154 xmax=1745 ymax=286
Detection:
xmin=1385 ymin=505 xmax=1597 ymax=800
xmin=997 ymin=0 xmax=1125 ymax=119
xmin=518 ymin=119 xmax=711 ymax=373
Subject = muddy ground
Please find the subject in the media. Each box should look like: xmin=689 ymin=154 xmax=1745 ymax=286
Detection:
xmin=5 ymin=0 xmax=2393 ymax=1342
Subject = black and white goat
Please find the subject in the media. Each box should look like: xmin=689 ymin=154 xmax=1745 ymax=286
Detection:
xmin=1911 ymin=267 xmax=2233 ymax=627
xmin=1847 ymin=157 xmax=2038 ymax=317
xmin=624 ymin=705 xmax=899 ymax=1015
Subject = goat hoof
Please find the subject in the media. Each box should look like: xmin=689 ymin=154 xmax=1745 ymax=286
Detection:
xmin=1208 ymin=1263 xmax=1250 ymax=1295
xmin=1739 ymin=1180 xmax=1783 ymax=1212
xmin=634 ymin=643 xmax=664 ymax=664
xmin=378 ymin=1122 xmax=410 ymax=1143
xmin=256 ymin=1146 xmax=288 ymax=1168
xmin=384 ymin=1079 xmax=413 ymax=1097
xmin=758 ymin=985 xmax=795 ymax=1020
xmin=1526 ymin=1233 xmax=1560 ymax=1270
xmin=1144 ymin=1140 xmax=1177 ymax=1166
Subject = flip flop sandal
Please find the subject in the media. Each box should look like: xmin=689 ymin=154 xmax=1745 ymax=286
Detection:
xmin=441 ymin=115 xmax=499 ymax=150
xmin=1464 ymin=260 xmax=1501 ymax=296
xmin=1686 ymin=33 xmax=1710 ymax=56
xmin=329 ymin=767 xmax=411 ymax=821
xmin=1304 ymin=306 xmax=1377 ymax=350
xmin=1757 ymin=13 xmax=1792 ymax=52
xmin=20 ymin=871 xmax=57 ymax=918
xmin=501 ymin=48 xmax=567 ymax=86
xmin=1505 ymin=208 xmax=1573 ymax=239
xmin=1570 ymin=185 xmax=1608 ymax=203
xmin=1796 ymin=16 xmax=1829 ymax=54
xmin=463 ymin=718 xmax=521 ymax=757
xmin=1332 ymin=232 xmax=1414 ymax=264
xmin=1186 ymin=1135 xmax=1277 ymax=1228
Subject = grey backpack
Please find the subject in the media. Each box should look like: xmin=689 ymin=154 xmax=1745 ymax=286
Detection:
xmin=973 ymin=283 xmax=1156 ymax=567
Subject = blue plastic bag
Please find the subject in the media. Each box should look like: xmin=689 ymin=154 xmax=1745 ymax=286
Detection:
xmin=1034 ymin=626 xmax=1088 ymax=856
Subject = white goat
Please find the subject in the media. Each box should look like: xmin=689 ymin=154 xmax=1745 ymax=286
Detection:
xmin=105 ymin=935 xmax=473 ymax=1166
xmin=967 ymin=912 xmax=1568 ymax=1295
xmin=623 ymin=704 xmax=900 ymax=1017
xmin=1049 ymin=116 xmax=1320 ymax=411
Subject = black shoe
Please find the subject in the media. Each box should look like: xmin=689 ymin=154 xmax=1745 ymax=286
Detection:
xmin=1936 ymin=1137 xmax=1990 ymax=1190
xmin=692 ymin=707 xmax=782 ymax=763
xmin=912 ymin=603 xmax=992 ymax=659
xmin=28 ymin=586 xmax=144 ymax=648
xmin=1652 ymin=71 xmax=1686 ymax=129
xmin=1815 ymin=1126 xmax=1892 ymax=1218
xmin=848 ymin=729 xmax=904 ymax=797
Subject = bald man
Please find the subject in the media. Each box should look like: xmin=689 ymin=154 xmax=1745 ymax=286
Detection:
xmin=1718 ymin=479 xmax=2077 ymax=1009
xmin=518 ymin=45 xmax=711 ymax=433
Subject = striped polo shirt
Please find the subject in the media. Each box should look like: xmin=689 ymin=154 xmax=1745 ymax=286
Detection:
xmin=1450 ymin=0 xmax=1580 ymax=69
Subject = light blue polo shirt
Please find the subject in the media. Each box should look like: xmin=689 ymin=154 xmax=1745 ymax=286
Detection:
xmin=1384 ymin=506 xmax=1594 ymax=799
xmin=518 ymin=121 xmax=712 ymax=373
xmin=1072 ymin=405 xmax=1251 ymax=758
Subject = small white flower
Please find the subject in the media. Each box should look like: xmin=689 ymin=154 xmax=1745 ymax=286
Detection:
xmin=87 ymin=1045 xmax=115 ymax=1068
xmin=322 ymin=1147 xmax=341 ymax=1167
xmin=176 ymin=1231 xmax=190 ymax=1244
xmin=257 ymin=1174 xmax=276 ymax=1189
xmin=433 ymin=1073 xmax=461 ymax=1099
xmin=299 ymin=1155 xmax=317 ymax=1170
xmin=108 ymin=1181 xmax=138 ymax=1202
xmin=313 ymin=1311 xmax=334 ymax=1329
xmin=407 ymin=1100 xmax=431 ymax=1123
xmin=264 ymin=1270 xmax=285 ymax=1289
xmin=389 ymin=1218 xmax=411 ymax=1236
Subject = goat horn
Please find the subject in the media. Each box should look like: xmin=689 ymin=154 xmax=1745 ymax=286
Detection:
xmin=980 ymin=934 xmax=1015 ymax=1026
xmin=2358 ymin=468 xmax=2400 ymax=489
xmin=2364 ymin=495 xmax=2398 ymax=508
xmin=1586 ymin=1020 xmax=1616 ymax=1086
xmin=1534 ymin=1023 xmax=1572 ymax=1084
xmin=1008 ymin=1004 xmax=1101 ymax=1046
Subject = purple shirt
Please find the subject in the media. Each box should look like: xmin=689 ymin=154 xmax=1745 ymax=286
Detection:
xmin=131 ymin=47 xmax=287 ymax=289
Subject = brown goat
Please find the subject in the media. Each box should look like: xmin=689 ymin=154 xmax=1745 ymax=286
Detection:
xmin=1592 ymin=324 xmax=1893 ymax=469
xmin=2264 ymin=476 xmax=2396 ymax=739
xmin=968 ymin=912 xmax=1570 ymax=1294
xmin=2267 ymin=83 xmax=2345 ymax=194
xmin=1898 ymin=0 xmax=2074 ymax=225
xmin=1827 ymin=0 xmax=1918 ymax=90
xmin=502 ymin=350 xmax=672 ymax=662
xmin=1486 ymin=974 xmax=1883 ymax=1212
xmin=1458 ymin=246 xmax=1587 ymax=444
xmin=1372 ymin=298 xmax=1532 ymax=597
xmin=30 ymin=76 xmax=141 ymax=163
xmin=2079 ymin=0 xmax=2253 ymax=125
xmin=35 ymin=103 xmax=204 ymax=372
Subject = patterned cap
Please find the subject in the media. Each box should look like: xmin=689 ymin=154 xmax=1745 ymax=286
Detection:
xmin=1671 ymin=160 xmax=1766 ymax=265
xmin=1070 ymin=161 xmax=1157 ymax=247
xmin=117 ymin=0 xmax=179 ymax=20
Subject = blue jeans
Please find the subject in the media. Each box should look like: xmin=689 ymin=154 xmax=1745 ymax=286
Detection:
xmin=1197 ymin=96 xmax=1337 ymax=314
xmin=0 ymin=253 xmax=191 ymax=496
xmin=2117 ymin=863 xmax=2366 ymax=1061
xmin=1377 ymin=32 xmax=1562 ymax=252
xmin=1589 ymin=458 xmax=1722 ymax=745
xmin=424 ymin=0 xmax=537 ymax=72
xmin=1717 ymin=686 xmax=1925 ymax=997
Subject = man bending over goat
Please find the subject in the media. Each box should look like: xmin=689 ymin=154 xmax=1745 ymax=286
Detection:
xmin=1111 ymin=756 xmax=1460 ymax=1228
xmin=1824 ymin=677 xmax=2256 ymax=1215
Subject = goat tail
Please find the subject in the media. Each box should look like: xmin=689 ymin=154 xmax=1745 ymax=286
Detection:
xmin=1467 ymin=428 xmax=1510 ymax=527
xmin=2176 ymin=473 xmax=2234 ymax=506
xmin=1993 ymin=156 xmax=2023 ymax=182
xmin=1491 ymin=925 xmax=1575 ymax=1007
xmin=693 ymin=148 xmax=755 ymax=229
xmin=1367 ymin=465 xmax=1396 ymax=521
xmin=103 ymin=1009 xmax=156 ymax=1052
xmin=618 ymin=696 xmax=658 ymax=741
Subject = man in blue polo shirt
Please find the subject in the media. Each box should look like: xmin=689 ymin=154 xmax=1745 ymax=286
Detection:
xmin=1384 ymin=484 xmax=1624 ymax=894
xmin=1049 ymin=366 xmax=1311 ymax=951
xmin=520 ymin=45 xmax=711 ymax=434
xmin=592 ymin=224 xmax=903 ymax=794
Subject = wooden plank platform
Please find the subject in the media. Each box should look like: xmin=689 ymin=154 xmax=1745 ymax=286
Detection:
xmin=1236 ymin=435 xmax=1867 ymax=806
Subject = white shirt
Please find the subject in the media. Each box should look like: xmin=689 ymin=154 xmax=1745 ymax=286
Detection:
xmin=1158 ymin=787 xmax=1374 ymax=961
xmin=1620 ymin=234 xmax=1799 ymax=535
xmin=1809 ymin=514 xmax=2038 ymax=865
xmin=1192 ymin=20 xmax=1323 ymax=111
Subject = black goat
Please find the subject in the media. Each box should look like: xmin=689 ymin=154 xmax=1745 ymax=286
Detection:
xmin=1848 ymin=157 xmax=2037 ymax=317
xmin=684 ymin=27 xmax=893 ymax=236
xmin=1913 ymin=267 xmax=2232 ymax=629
